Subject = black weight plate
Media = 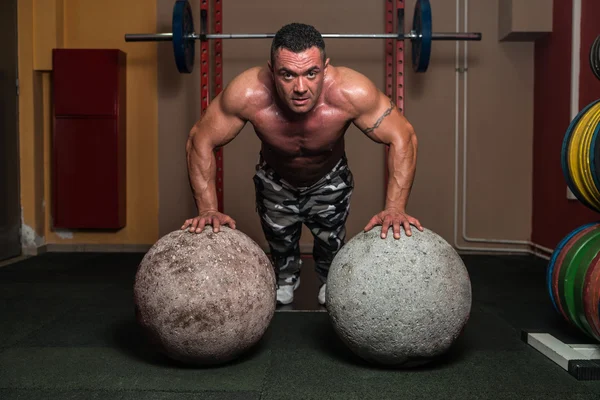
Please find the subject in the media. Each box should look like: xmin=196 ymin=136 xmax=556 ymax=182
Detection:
xmin=173 ymin=0 xmax=195 ymax=73
xmin=591 ymin=35 xmax=600 ymax=81
xmin=412 ymin=0 xmax=432 ymax=73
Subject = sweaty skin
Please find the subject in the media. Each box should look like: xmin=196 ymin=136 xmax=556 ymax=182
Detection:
xmin=182 ymin=47 xmax=423 ymax=239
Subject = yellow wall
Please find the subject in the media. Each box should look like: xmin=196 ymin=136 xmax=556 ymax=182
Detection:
xmin=18 ymin=0 xmax=159 ymax=251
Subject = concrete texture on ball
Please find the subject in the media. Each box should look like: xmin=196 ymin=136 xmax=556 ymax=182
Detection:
xmin=326 ymin=227 xmax=472 ymax=367
xmin=134 ymin=227 xmax=276 ymax=365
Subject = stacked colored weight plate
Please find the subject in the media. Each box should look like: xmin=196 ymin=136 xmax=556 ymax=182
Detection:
xmin=561 ymin=100 xmax=598 ymax=211
xmin=561 ymin=228 xmax=600 ymax=338
xmin=571 ymin=101 xmax=600 ymax=208
xmin=582 ymin=253 xmax=600 ymax=340
xmin=562 ymin=99 xmax=600 ymax=211
xmin=552 ymin=224 xmax=600 ymax=325
xmin=551 ymin=223 xmax=600 ymax=341
xmin=589 ymin=113 xmax=600 ymax=197
xmin=547 ymin=222 xmax=599 ymax=313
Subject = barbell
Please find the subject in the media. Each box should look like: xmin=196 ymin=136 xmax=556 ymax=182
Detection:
xmin=124 ymin=0 xmax=482 ymax=74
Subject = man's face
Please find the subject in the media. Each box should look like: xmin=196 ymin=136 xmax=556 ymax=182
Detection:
xmin=269 ymin=47 xmax=329 ymax=115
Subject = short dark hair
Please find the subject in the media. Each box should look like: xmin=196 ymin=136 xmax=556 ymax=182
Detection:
xmin=270 ymin=23 xmax=326 ymax=65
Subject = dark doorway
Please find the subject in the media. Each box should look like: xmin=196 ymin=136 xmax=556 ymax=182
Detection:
xmin=0 ymin=0 xmax=21 ymax=262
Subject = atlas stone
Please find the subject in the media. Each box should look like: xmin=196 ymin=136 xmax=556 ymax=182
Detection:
xmin=326 ymin=227 xmax=472 ymax=367
xmin=134 ymin=227 xmax=276 ymax=366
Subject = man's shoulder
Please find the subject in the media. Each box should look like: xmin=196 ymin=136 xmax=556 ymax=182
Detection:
xmin=333 ymin=66 xmax=376 ymax=90
xmin=327 ymin=66 xmax=380 ymax=113
xmin=226 ymin=67 xmax=271 ymax=96
xmin=222 ymin=67 xmax=272 ymax=114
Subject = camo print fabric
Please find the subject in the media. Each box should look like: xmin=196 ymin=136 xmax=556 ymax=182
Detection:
xmin=253 ymin=154 xmax=354 ymax=286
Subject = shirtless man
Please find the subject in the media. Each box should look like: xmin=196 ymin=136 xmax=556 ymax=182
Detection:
xmin=182 ymin=23 xmax=423 ymax=306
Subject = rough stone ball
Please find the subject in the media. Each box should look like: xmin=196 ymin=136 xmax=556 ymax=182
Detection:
xmin=325 ymin=227 xmax=471 ymax=367
xmin=133 ymin=227 xmax=276 ymax=366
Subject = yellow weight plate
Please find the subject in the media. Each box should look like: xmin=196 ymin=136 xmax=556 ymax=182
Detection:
xmin=570 ymin=102 xmax=600 ymax=207
xmin=580 ymin=106 xmax=600 ymax=208
xmin=569 ymin=106 xmax=597 ymax=206
xmin=575 ymin=110 xmax=600 ymax=209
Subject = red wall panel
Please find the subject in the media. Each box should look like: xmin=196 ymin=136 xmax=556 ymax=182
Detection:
xmin=53 ymin=50 xmax=122 ymax=117
xmin=532 ymin=0 xmax=600 ymax=248
xmin=579 ymin=0 xmax=600 ymax=107
xmin=52 ymin=49 xmax=126 ymax=230
xmin=53 ymin=119 xmax=124 ymax=229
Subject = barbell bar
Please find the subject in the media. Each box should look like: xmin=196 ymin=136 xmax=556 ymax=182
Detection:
xmin=125 ymin=32 xmax=482 ymax=41
xmin=124 ymin=0 xmax=482 ymax=74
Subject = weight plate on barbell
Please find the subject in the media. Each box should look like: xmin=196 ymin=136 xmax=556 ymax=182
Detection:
xmin=412 ymin=0 xmax=432 ymax=72
xmin=173 ymin=0 xmax=195 ymax=73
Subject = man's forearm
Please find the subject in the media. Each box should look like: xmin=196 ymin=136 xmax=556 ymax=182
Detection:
xmin=187 ymin=139 xmax=219 ymax=213
xmin=384 ymin=134 xmax=417 ymax=211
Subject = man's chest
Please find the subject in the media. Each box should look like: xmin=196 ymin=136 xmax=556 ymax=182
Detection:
xmin=251 ymin=107 xmax=351 ymax=147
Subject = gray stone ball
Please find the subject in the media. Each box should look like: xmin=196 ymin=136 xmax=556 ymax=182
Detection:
xmin=134 ymin=227 xmax=276 ymax=366
xmin=325 ymin=227 xmax=471 ymax=367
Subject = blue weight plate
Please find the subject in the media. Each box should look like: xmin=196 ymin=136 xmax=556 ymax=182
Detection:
xmin=561 ymin=100 xmax=600 ymax=209
xmin=172 ymin=0 xmax=195 ymax=73
xmin=412 ymin=0 xmax=432 ymax=72
xmin=547 ymin=222 xmax=600 ymax=313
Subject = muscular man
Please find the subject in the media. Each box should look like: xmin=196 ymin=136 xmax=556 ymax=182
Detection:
xmin=182 ymin=23 xmax=423 ymax=306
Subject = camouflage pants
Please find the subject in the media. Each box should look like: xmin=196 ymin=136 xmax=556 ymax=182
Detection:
xmin=253 ymin=154 xmax=354 ymax=286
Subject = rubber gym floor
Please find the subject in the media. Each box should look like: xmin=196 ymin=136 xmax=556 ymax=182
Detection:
xmin=1 ymin=252 xmax=600 ymax=400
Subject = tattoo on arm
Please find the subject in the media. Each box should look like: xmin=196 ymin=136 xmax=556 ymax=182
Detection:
xmin=363 ymin=99 xmax=395 ymax=134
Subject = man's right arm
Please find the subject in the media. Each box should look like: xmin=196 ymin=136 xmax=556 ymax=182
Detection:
xmin=186 ymin=78 xmax=248 ymax=216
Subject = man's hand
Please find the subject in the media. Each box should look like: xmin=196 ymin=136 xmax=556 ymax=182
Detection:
xmin=181 ymin=210 xmax=236 ymax=233
xmin=364 ymin=208 xmax=423 ymax=239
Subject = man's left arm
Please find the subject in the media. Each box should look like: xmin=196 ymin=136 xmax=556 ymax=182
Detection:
xmin=349 ymin=75 xmax=423 ymax=239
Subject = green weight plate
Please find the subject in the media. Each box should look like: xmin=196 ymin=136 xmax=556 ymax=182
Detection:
xmin=548 ymin=222 xmax=599 ymax=314
xmin=560 ymin=228 xmax=600 ymax=334
xmin=569 ymin=234 xmax=600 ymax=339
xmin=553 ymin=225 xmax=599 ymax=324
xmin=589 ymin=264 xmax=600 ymax=340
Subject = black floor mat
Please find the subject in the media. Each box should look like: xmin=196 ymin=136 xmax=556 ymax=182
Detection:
xmin=0 ymin=252 xmax=599 ymax=399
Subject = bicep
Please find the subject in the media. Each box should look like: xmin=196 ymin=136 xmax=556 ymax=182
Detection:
xmin=353 ymin=91 xmax=413 ymax=145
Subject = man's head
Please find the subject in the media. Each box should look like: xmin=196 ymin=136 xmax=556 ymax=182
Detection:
xmin=269 ymin=23 xmax=330 ymax=114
